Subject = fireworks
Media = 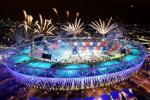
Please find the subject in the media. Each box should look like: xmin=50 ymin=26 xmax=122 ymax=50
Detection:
xmin=34 ymin=14 xmax=56 ymax=36
xmin=19 ymin=10 xmax=34 ymax=32
xmin=52 ymin=8 xmax=58 ymax=16
xmin=62 ymin=18 xmax=84 ymax=37
xmin=66 ymin=11 xmax=69 ymax=18
xmin=90 ymin=17 xmax=118 ymax=36
xmin=66 ymin=11 xmax=69 ymax=22
xmin=20 ymin=10 xmax=117 ymax=38
xmin=76 ymin=12 xmax=80 ymax=18
xmin=23 ymin=10 xmax=33 ymax=26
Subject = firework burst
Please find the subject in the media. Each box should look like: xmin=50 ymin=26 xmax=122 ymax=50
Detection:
xmin=90 ymin=17 xmax=118 ymax=36
xmin=34 ymin=14 xmax=56 ymax=36
xmin=62 ymin=18 xmax=84 ymax=37
xmin=19 ymin=10 xmax=35 ymax=32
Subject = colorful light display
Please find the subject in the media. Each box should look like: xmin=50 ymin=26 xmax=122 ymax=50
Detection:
xmin=3 ymin=38 xmax=147 ymax=90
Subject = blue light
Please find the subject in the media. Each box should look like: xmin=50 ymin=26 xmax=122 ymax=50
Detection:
xmin=64 ymin=64 xmax=90 ymax=69
xmin=98 ymin=67 xmax=107 ymax=73
xmin=26 ymin=61 xmax=53 ymax=69
xmin=11 ymin=54 xmax=31 ymax=64
xmin=55 ymin=70 xmax=79 ymax=78
xmin=123 ymin=55 xmax=138 ymax=61
xmin=131 ymin=48 xmax=140 ymax=54
xmin=96 ymin=60 xmax=120 ymax=67
xmin=21 ymin=48 xmax=30 ymax=54
xmin=55 ymin=64 xmax=90 ymax=77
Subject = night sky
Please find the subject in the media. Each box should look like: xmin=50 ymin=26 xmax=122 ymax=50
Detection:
xmin=0 ymin=0 xmax=150 ymax=23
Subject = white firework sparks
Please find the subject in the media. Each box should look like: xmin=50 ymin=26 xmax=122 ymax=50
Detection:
xmin=76 ymin=12 xmax=80 ymax=18
xmin=34 ymin=14 xmax=56 ymax=36
xmin=19 ymin=10 xmax=34 ymax=32
xmin=62 ymin=18 xmax=84 ymax=36
xmin=66 ymin=10 xmax=69 ymax=21
xmin=52 ymin=8 xmax=58 ymax=16
xmin=66 ymin=11 xmax=69 ymax=18
xmin=90 ymin=17 xmax=118 ymax=35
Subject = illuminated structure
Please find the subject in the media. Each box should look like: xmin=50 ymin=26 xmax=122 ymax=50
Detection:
xmin=3 ymin=38 xmax=146 ymax=90
xmin=2 ymin=10 xmax=147 ymax=90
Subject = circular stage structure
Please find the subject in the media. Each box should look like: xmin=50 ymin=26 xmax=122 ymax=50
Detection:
xmin=4 ymin=38 xmax=147 ymax=90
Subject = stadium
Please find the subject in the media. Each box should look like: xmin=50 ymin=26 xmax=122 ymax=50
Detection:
xmin=2 ymin=10 xmax=147 ymax=91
